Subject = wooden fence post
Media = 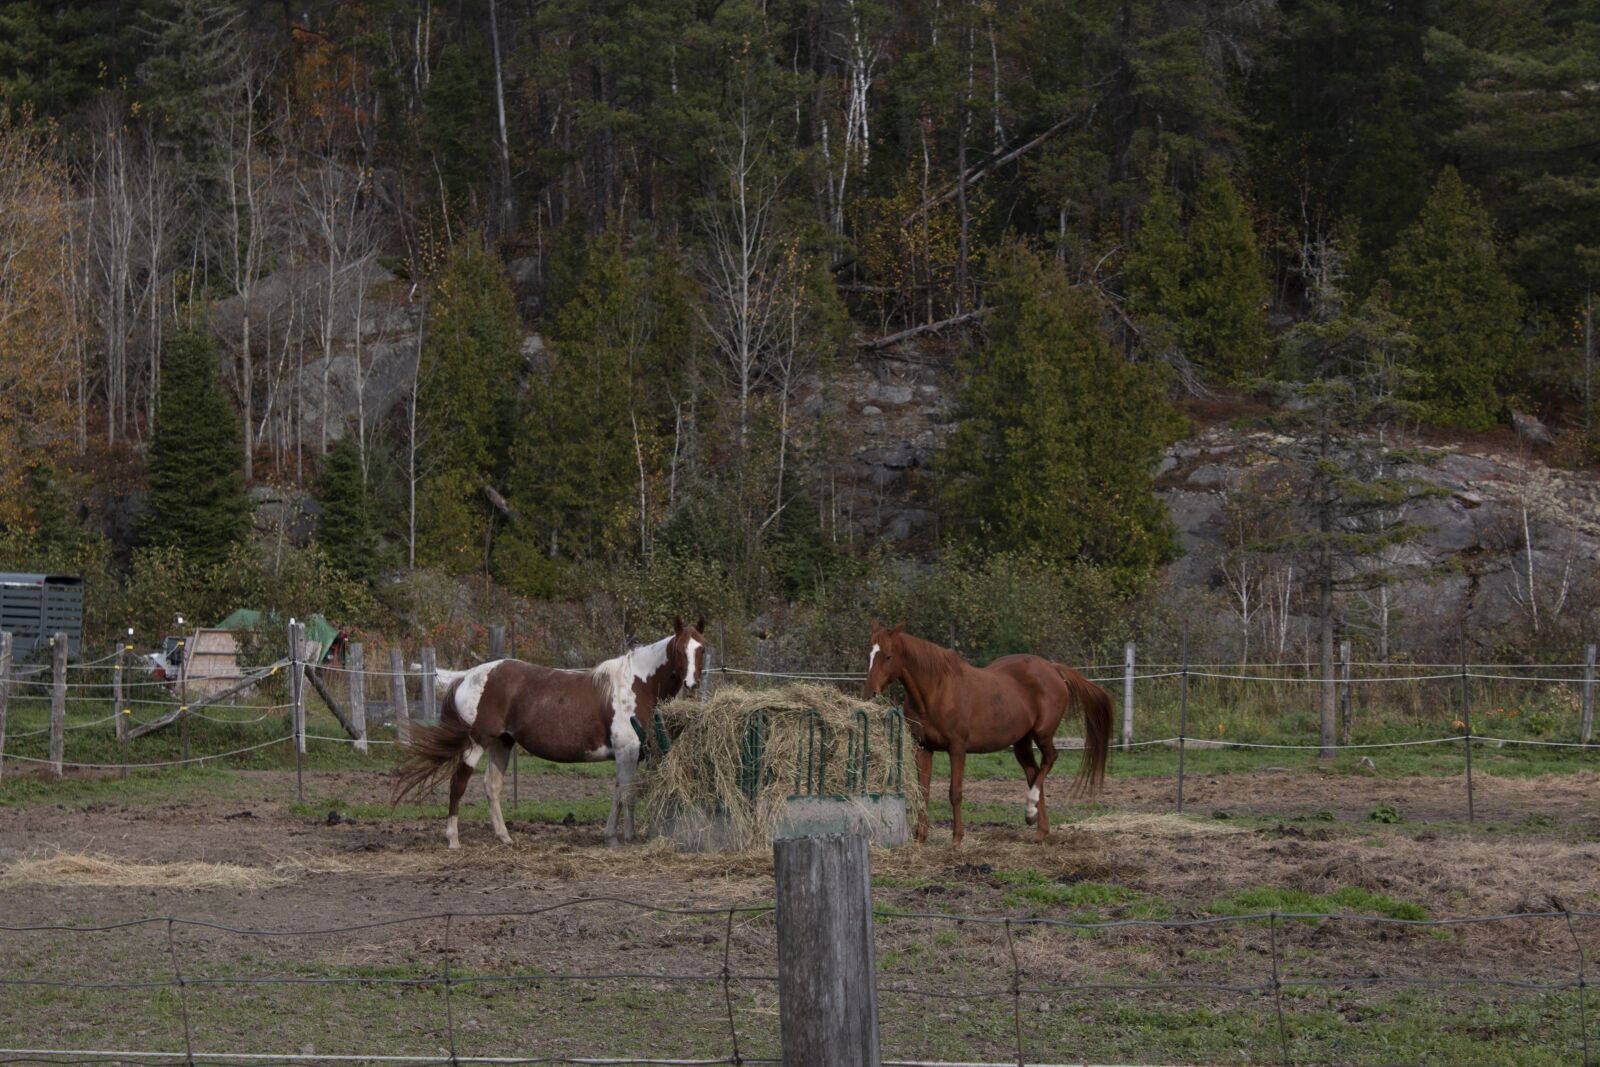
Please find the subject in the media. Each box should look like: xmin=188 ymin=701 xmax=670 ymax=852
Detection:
xmin=290 ymin=620 xmax=305 ymax=803
xmin=1460 ymin=644 xmax=1474 ymax=824
xmin=1582 ymin=643 xmax=1595 ymax=746
xmin=177 ymin=632 xmax=190 ymax=763
xmin=774 ymin=833 xmax=881 ymax=1067
xmin=0 ymin=631 xmax=11 ymax=782
xmin=420 ymin=647 xmax=437 ymax=725
xmin=488 ymin=625 xmax=505 ymax=661
xmin=1122 ymin=641 xmax=1135 ymax=750
xmin=1339 ymin=640 xmax=1353 ymax=745
xmin=114 ymin=632 xmax=128 ymax=780
xmin=1176 ymin=627 xmax=1189 ymax=815
xmin=50 ymin=631 xmax=67 ymax=779
xmin=349 ymin=642 xmax=367 ymax=755
xmin=390 ymin=647 xmax=410 ymax=745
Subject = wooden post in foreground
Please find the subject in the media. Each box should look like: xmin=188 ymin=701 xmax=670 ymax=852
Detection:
xmin=349 ymin=642 xmax=367 ymax=755
xmin=50 ymin=632 xmax=67 ymax=778
xmin=774 ymin=833 xmax=881 ymax=1067
xmin=1582 ymin=643 xmax=1595 ymax=745
xmin=488 ymin=625 xmax=505 ymax=661
xmin=0 ymin=632 xmax=11 ymax=782
xmin=390 ymin=647 xmax=410 ymax=745
xmin=1121 ymin=641 xmax=1135 ymax=750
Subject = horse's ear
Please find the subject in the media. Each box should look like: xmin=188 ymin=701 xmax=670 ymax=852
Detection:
xmin=696 ymin=616 xmax=706 ymax=633
xmin=894 ymin=621 xmax=907 ymax=634
xmin=673 ymin=615 xmax=685 ymax=633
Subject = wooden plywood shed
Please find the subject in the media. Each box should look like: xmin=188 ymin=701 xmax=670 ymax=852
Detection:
xmin=181 ymin=627 xmax=245 ymax=698
xmin=0 ymin=573 xmax=83 ymax=657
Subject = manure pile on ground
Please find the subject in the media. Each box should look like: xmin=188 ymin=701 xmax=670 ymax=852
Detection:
xmin=636 ymin=682 xmax=923 ymax=849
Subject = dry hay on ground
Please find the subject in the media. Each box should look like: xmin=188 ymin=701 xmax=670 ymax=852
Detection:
xmin=634 ymin=682 xmax=923 ymax=850
xmin=1 ymin=852 xmax=288 ymax=890
xmin=1071 ymin=812 xmax=1253 ymax=837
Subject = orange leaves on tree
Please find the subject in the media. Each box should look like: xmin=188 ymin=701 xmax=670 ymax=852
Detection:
xmin=0 ymin=120 xmax=82 ymax=529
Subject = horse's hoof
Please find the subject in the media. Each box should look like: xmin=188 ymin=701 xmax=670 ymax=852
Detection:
xmin=446 ymin=839 xmax=460 ymax=851
xmin=1024 ymin=813 xmax=1037 ymax=827
xmin=495 ymin=834 xmax=512 ymax=846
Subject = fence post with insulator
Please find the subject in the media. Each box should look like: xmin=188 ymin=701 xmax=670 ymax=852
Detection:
xmin=0 ymin=631 xmax=11 ymax=782
xmin=350 ymin=642 xmax=367 ymax=755
xmin=391 ymin=647 xmax=410 ymax=745
xmin=50 ymin=631 xmax=66 ymax=778
xmin=1122 ymin=641 xmax=1135 ymax=750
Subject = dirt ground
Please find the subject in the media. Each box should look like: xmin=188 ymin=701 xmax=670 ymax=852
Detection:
xmin=3 ymin=766 xmax=1598 ymax=1065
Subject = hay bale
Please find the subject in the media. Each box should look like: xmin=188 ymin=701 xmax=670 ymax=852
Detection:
xmin=637 ymin=683 xmax=923 ymax=850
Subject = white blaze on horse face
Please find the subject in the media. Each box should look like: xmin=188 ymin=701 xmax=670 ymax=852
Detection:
xmin=684 ymin=638 xmax=702 ymax=688
xmin=869 ymin=643 xmax=880 ymax=675
xmin=452 ymin=660 xmax=506 ymax=727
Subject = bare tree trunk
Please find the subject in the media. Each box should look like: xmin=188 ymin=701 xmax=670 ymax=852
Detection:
xmin=488 ymin=0 xmax=515 ymax=236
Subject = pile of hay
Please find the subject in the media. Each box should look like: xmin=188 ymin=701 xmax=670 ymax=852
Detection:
xmin=636 ymin=683 xmax=923 ymax=849
xmin=0 ymin=853 xmax=287 ymax=890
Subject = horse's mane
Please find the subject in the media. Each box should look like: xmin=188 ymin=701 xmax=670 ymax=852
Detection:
xmin=589 ymin=635 xmax=671 ymax=711
xmin=894 ymin=629 xmax=964 ymax=682
xmin=590 ymin=649 xmax=635 ymax=710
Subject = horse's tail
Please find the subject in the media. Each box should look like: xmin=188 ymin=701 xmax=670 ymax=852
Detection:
xmin=391 ymin=688 xmax=471 ymax=806
xmin=1052 ymin=662 xmax=1111 ymax=797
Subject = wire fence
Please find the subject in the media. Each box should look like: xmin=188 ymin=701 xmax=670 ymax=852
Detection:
xmin=0 ymin=897 xmax=1594 ymax=1067
xmin=3 ymin=631 xmax=1599 ymax=826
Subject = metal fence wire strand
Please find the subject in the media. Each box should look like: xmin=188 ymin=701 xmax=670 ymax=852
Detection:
xmin=722 ymin=907 xmax=742 ymax=1067
xmin=1568 ymin=909 xmax=1593 ymax=1067
xmin=1269 ymin=912 xmax=1290 ymax=1067
xmin=443 ymin=913 xmax=459 ymax=1067
xmin=165 ymin=919 xmax=196 ymax=1067
xmin=1002 ymin=918 xmax=1023 ymax=1067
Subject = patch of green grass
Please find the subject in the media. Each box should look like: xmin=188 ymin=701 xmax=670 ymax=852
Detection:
xmin=1208 ymin=885 xmax=1429 ymax=923
xmin=989 ymin=870 xmax=1172 ymax=920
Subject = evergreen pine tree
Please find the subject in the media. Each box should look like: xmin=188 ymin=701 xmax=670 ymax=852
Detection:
xmin=1126 ymin=168 xmax=1270 ymax=384
xmin=505 ymin=235 xmax=641 ymax=570
xmin=1184 ymin=166 xmax=1271 ymax=382
xmin=1124 ymin=176 xmax=1186 ymax=358
xmin=1384 ymin=167 xmax=1521 ymax=429
xmin=141 ymin=327 xmax=251 ymax=567
xmin=313 ymin=435 xmax=379 ymax=583
xmin=941 ymin=243 xmax=1183 ymax=580
xmin=415 ymin=238 xmax=521 ymax=572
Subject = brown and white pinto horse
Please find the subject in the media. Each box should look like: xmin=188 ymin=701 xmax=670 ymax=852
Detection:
xmin=862 ymin=623 xmax=1111 ymax=846
xmin=394 ymin=618 xmax=706 ymax=848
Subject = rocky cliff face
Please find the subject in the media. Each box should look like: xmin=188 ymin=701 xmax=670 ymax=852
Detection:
xmin=231 ymin=263 xmax=1600 ymax=648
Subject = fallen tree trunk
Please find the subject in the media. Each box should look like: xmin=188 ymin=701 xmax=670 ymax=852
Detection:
xmin=128 ymin=659 xmax=290 ymax=739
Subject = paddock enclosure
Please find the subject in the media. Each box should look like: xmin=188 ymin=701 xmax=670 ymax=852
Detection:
xmin=3 ymin=629 xmax=1599 ymax=1066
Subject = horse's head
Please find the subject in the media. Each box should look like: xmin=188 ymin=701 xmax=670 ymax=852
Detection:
xmin=663 ymin=616 xmax=707 ymax=697
xmin=863 ymin=621 xmax=906 ymax=699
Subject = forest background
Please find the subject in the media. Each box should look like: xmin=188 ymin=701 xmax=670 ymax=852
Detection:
xmin=1 ymin=0 xmax=1596 ymax=675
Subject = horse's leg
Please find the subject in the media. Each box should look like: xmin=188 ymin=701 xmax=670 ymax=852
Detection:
xmin=914 ymin=746 xmax=933 ymax=845
xmin=1013 ymin=740 xmax=1040 ymax=827
xmin=1033 ymin=734 xmax=1060 ymax=842
xmin=484 ymin=739 xmax=513 ymax=845
xmin=949 ymin=747 xmax=968 ymax=848
xmin=445 ymin=758 xmax=475 ymax=850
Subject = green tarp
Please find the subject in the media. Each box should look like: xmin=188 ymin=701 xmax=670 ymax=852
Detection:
xmin=215 ymin=608 xmax=340 ymax=662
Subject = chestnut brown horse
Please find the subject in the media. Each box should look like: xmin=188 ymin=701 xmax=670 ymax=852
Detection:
xmin=394 ymin=618 xmax=705 ymax=848
xmin=862 ymin=623 xmax=1111 ymax=846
